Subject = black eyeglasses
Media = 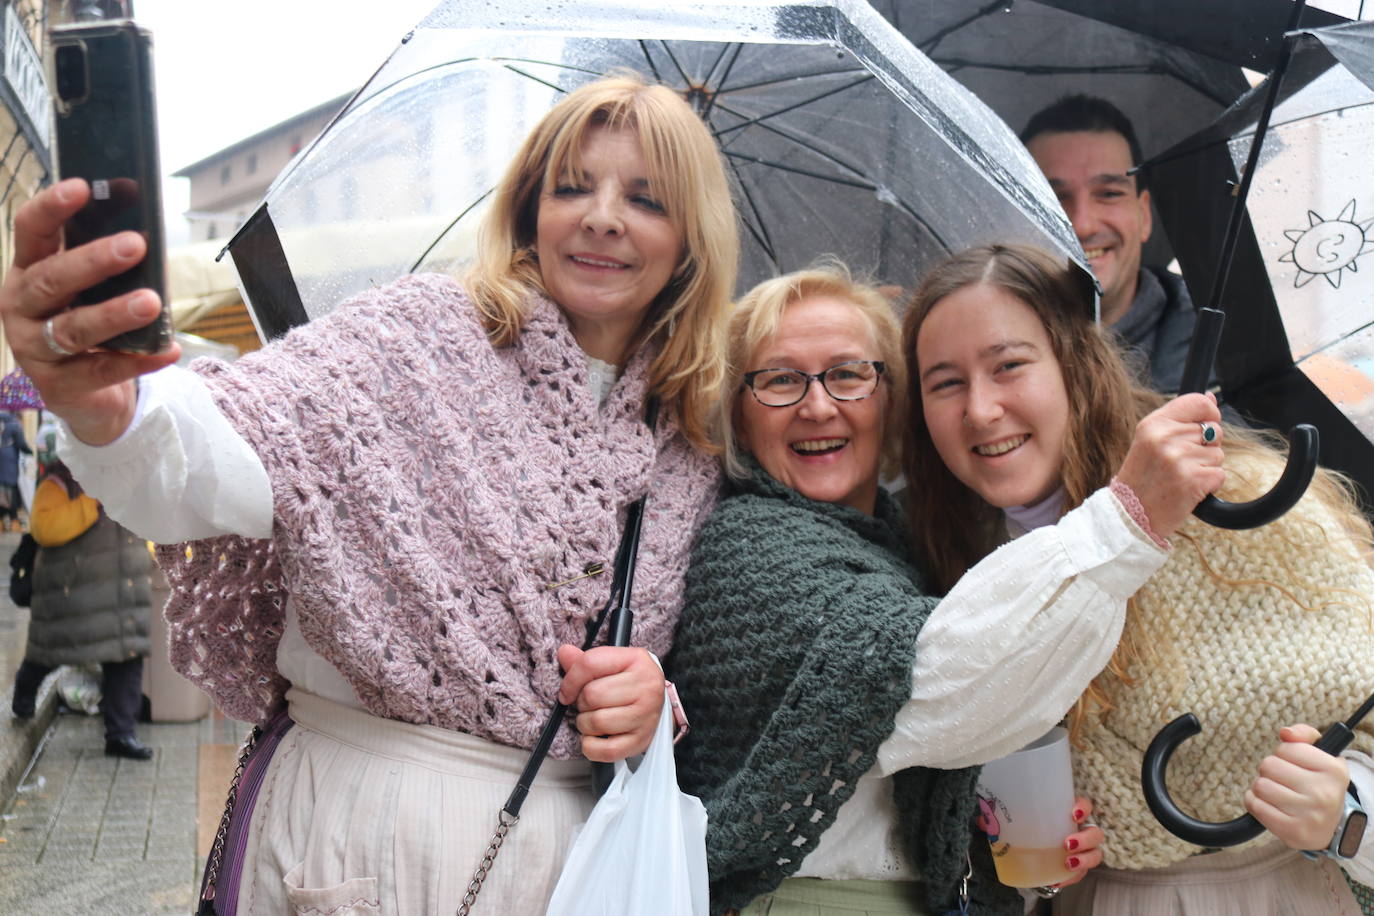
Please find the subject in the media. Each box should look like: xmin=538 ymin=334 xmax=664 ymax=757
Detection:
xmin=741 ymin=360 xmax=886 ymax=408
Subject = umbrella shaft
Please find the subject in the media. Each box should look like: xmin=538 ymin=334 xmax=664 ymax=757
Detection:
xmin=1205 ymin=0 xmax=1309 ymax=314
xmin=1179 ymin=308 xmax=1225 ymax=395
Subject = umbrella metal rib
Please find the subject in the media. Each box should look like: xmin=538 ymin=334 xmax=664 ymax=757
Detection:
xmin=708 ymin=68 xmax=870 ymax=97
xmin=709 ymin=98 xmax=876 ymax=177
xmin=408 ymin=188 xmax=495 ymax=275
xmin=700 ymin=44 xmax=745 ymax=121
xmin=650 ymin=38 xmax=695 ymax=89
xmin=500 ymin=64 xmax=573 ymax=94
xmin=933 ymin=58 xmax=1239 ymax=106
xmin=721 ymin=148 xmax=951 ymax=256
xmin=711 ymin=75 xmax=877 ymax=139
xmin=720 ymin=150 xmax=877 ymax=191
xmin=727 ymin=158 xmax=781 ymax=267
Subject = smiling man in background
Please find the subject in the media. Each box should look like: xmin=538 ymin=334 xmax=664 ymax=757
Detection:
xmin=1022 ymin=94 xmax=1198 ymax=395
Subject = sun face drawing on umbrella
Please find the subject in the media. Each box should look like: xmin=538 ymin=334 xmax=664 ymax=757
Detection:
xmin=1278 ymin=200 xmax=1374 ymax=289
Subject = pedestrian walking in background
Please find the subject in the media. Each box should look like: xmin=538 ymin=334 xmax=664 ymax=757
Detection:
xmin=0 ymin=410 xmax=32 ymax=531
xmin=9 ymin=459 xmax=153 ymax=760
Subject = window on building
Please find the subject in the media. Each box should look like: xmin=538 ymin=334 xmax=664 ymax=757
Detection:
xmin=246 ymin=153 xmax=257 ymax=175
xmin=220 ymin=164 xmax=231 ymax=185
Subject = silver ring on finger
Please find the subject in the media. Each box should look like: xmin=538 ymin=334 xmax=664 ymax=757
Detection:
xmin=1200 ymin=422 xmax=1218 ymax=446
xmin=1032 ymin=886 xmax=1062 ymax=899
xmin=42 ymin=317 xmax=76 ymax=358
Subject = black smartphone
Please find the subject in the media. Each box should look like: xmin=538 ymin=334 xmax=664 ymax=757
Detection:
xmin=51 ymin=20 xmax=171 ymax=354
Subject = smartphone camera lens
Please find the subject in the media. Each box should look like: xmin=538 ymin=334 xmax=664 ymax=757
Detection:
xmin=54 ymin=44 xmax=87 ymax=103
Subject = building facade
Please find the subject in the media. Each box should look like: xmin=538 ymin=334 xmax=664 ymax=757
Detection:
xmin=0 ymin=0 xmax=54 ymax=379
xmin=173 ymin=93 xmax=348 ymax=243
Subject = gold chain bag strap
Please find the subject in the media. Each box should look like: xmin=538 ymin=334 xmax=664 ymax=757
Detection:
xmin=457 ymin=399 xmax=658 ymax=915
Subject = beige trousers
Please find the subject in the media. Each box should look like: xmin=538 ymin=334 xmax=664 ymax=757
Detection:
xmin=236 ymin=688 xmax=594 ymax=915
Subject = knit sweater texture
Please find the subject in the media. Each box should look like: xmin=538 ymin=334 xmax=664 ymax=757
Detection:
xmin=1070 ymin=452 xmax=1374 ymax=870
xmin=669 ymin=460 xmax=1021 ymax=916
xmin=155 ymin=273 xmax=720 ymax=757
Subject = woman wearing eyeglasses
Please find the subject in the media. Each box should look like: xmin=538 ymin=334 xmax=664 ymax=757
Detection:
xmin=668 ymin=263 xmax=1224 ymax=916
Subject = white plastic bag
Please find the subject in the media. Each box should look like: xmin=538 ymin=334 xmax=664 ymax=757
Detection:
xmin=57 ymin=664 xmax=102 ymax=715
xmin=545 ymin=688 xmax=709 ymax=916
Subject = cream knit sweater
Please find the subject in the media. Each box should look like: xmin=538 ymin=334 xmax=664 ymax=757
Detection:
xmin=1072 ymin=453 xmax=1374 ymax=870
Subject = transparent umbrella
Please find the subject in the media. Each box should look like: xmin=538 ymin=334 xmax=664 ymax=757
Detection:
xmin=1148 ymin=18 xmax=1374 ymax=510
xmin=220 ymin=0 xmax=1087 ymax=341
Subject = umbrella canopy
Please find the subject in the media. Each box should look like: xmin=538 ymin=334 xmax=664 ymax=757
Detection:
xmin=869 ymin=1 xmax=1352 ymax=267
xmin=222 ymin=0 xmax=1087 ymax=341
xmin=0 ymin=368 xmax=45 ymax=411
xmin=1147 ymin=20 xmax=1374 ymax=509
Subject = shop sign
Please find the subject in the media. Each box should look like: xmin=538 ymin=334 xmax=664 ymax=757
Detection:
xmin=3 ymin=3 xmax=50 ymax=151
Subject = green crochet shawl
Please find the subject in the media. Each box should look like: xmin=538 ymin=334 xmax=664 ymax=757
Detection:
xmin=668 ymin=460 xmax=1022 ymax=916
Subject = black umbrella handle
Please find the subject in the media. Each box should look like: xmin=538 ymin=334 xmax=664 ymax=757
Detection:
xmin=1141 ymin=713 xmax=1359 ymax=847
xmin=1179 ymin=308 xmax=1320 ymax=529
xmin=590 ymin=603 xmax=636 ymax=798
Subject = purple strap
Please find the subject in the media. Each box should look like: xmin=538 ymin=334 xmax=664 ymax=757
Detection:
xmin=200 ymin=708 xmax=295 ymax=916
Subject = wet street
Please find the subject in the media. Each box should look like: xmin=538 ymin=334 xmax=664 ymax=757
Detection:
xmin=0 ymin=530 xmax=241 ymax=915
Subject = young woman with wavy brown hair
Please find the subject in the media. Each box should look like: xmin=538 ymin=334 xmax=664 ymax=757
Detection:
xmin=904 ymin=242 xmax=1374 ymax=915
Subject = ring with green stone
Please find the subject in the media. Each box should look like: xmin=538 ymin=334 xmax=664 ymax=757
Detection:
xmin=1200 ymin=422 xmax=1218 ymax=445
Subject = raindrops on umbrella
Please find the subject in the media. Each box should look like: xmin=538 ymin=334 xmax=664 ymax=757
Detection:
xmin=0 ymin=369 xmax=44 ymax=411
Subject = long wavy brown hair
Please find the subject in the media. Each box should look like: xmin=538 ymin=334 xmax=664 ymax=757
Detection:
xmin=900 ymin=243 xmax=1374 ymax=740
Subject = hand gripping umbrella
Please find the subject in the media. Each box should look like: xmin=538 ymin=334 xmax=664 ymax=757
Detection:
xmin=1138 ymin=0 xmax=1371 ymax=848
xmin=1148 ymin=15 xmax=1374 ymax=516
xmin=1170 ymin=0 xmax=1321 ymax=532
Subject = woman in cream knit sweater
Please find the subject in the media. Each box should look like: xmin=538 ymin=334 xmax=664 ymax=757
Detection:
xmin=903 ymin=243 xmax=1374 ymax=915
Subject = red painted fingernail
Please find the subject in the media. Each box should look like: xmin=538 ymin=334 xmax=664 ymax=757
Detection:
xmin=1066 ymin=837 xmax=1079 ymax=852
xmin=1067 ymin=856 xmax=1081 ymax=869
xmin=1073 ymin=808 xmax=1085 ymax=821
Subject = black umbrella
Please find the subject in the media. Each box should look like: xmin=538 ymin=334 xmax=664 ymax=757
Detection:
xmin=869 ymin=0 xmax=1345 ymax=268
xmin=1139 ymin=7 xmax=1374 ymax=847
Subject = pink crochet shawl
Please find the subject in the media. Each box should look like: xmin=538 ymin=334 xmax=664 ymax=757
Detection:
xmin=156 ymin=274 xmax=720 ymax=757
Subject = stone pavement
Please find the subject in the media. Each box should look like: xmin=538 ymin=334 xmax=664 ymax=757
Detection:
xmin=0 ymin=707 xmax=244 ymax=915
xmin=0 ymin=713 xmax=202 ymax=914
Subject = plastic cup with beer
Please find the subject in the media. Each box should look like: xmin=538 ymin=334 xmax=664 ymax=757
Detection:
xmin=975 ymin=726 xmax=1076 ymax=888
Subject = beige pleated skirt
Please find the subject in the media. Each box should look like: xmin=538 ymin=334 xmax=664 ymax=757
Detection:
xmin=235 ymin=688 xmax=595 ymax=915
xmin=1052 ymin=840 xmax=1362 ymax=916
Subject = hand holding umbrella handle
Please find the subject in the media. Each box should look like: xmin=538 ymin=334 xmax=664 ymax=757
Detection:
xmin=590 ymin=604 xmax=636 ymax=798
xmin=1180 ymin=308 xmax=1320 ymax=530
xmin=1141 ymin=706 xmax=1367 ymax=847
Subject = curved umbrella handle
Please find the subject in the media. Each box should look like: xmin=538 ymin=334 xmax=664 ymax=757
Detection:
xmin=1180 ymin=309 xmax=1320 ymax=530
xmin=1141 ymin=713 xmax=1359 ymax=847
xmin=1141 ymin=713 xmax=1265 ymax=846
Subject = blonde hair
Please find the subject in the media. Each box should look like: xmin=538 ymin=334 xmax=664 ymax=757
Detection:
xmin=464 ymin=74 xmax=739 ymax=452
xmin=901 ymin=243 xmax=1374 ymax=744
xmin=720 ymin=262 xmax=905 ymax=479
